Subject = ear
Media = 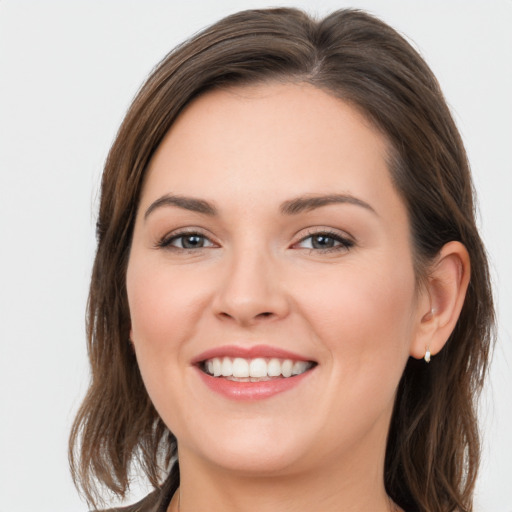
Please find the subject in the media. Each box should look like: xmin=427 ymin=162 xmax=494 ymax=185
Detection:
xmin=410 ymin=241 xmax=470 ymax=361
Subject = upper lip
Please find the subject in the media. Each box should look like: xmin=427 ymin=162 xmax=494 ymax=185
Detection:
xmin=191 ymin=344 xmax=315 ymax=365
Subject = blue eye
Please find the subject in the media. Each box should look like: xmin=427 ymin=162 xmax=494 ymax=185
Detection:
xmin=296 ymin=232 xmax=353 ymax=251
xmin=160 ymin=232 xmax=215 ymax=250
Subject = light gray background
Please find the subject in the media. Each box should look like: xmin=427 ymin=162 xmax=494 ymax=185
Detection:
xmin=1 ymin=1 xmax=511 ymax=511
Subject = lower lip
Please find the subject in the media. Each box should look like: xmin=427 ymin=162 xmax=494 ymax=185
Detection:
xmin=195 ymin=367 xmax=314 ymax=400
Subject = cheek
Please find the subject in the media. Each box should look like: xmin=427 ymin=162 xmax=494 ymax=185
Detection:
xmin=125 ymin=257 xmax=210 ymax=424
xmin=126 ymin=258 xmax=210 ymax=399
xmin=291 ymin=259 xmax=417 ymax=444
xmin=127 ymin=257 xmax=205 ymax=346
xmin=296 ymin=257 xmax=417 ymax=366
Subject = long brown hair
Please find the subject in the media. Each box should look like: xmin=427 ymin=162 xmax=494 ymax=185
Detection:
xmin=69 ymin=8 xmax=495 ymax=511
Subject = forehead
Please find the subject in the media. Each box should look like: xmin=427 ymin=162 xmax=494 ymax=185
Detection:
xmin=141 ymin=82 xmax=403 ymax=221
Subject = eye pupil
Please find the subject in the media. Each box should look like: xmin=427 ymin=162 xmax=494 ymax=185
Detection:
xmin=312 ymin=235 xmax=335 ymax=248
xmin=182 ymin=235 xmax=204 ymax=248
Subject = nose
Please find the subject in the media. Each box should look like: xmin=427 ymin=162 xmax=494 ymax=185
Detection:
xmin=212 ymin=247 xmax=290 ymax=327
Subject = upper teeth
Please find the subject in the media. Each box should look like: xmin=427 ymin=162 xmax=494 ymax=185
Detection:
xmin=204 ymin=357 xmax=312 ymax=379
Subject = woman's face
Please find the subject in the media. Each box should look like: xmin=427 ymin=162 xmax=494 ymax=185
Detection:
xmin=127 ymin=83 xmax=428 ymax=478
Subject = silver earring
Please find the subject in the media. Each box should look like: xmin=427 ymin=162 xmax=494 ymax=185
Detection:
xmin=424 ymin=346 xmax=431 ymax=363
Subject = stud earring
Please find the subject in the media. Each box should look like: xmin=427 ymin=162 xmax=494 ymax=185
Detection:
xmin=424 ymin=346 xmax=431 ymax=363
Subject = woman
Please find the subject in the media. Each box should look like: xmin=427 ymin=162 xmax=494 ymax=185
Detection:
xmin=69 ymin=8 xmax=494 ymax=512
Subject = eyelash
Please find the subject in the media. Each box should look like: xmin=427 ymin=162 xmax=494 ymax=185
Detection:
xmin=156 ymin=229 xmax=354 ymax=254
xmin=294 ymin=229 xmax=354 ymax=253
xmin=156 ymin=229 xmax=215 ymax=251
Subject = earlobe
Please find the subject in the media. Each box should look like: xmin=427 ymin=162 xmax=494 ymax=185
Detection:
xmin=410 ymin=241 xmax=471 ymax=361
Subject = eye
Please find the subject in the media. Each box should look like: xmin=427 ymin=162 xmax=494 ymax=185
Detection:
xmin=158 ymin=231 xmax=216 ymax=250
xmin=295 ymin=231 xmax=354 ymax=252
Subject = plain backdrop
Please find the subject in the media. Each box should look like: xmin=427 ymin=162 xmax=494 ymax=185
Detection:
xmin=0 ymin=1 xmax=511 ymax=511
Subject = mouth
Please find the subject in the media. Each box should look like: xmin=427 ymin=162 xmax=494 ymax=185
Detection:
xmin=192 ymin=345 xmax=317 ymax=399
xmin=200 ymin=356 xmax=316 ymax=382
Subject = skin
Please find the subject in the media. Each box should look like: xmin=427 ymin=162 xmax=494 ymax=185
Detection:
xmin=126 ymin=83 xmax=469 ymax=512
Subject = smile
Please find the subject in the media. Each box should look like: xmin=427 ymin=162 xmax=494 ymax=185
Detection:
xmin=201 ymin=357 xmax=315 ymax=381
xmin=193 ymin=345 xmax=317 ymax=400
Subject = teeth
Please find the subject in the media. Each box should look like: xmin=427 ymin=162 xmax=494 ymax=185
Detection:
xmin=212 ymin=358 xmax=222 ymax=377
xmin=221 ymin=358 xmax=232 ymax=377
xmin=232 ymin=358 xmax=249 ymax=378
xmin=249 ymin=358 xmax=267 ymax=378
xmin=292 ymin=361 xmax=308 ymax=375
xmin=267 ymin=358 xmax=281 ymax=377
xmin=203 ymin=356 xmax=313 ymax=379
xmin=281 ymin=359 xmax=293 ymax=378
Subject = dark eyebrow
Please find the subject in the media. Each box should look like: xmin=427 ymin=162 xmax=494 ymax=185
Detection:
xmin=144 ymin=194 xmax=217 ymax=220
xmin=144 ymin=193 xmax=376 ymax=220
xmin=280 ymin=194 xmax=377 ymax=216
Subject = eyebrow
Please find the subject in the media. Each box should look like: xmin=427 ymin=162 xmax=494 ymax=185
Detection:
xmin=144 ymin=194 xmax=218 ymax=220
xmin=280 ymin=194 xmax=377 ymax=216
xmin=144 ymin=192 xmax=377 ymax=220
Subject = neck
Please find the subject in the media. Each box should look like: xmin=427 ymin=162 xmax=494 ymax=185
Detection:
xmin=170 ymin=441 xmax=395 ymax=512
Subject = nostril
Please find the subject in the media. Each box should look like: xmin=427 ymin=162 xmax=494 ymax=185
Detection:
xmin=216 ymin=310 xmax=276 ymax=325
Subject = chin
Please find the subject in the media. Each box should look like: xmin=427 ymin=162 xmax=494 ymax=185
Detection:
xmin=201 ymin=444 xmax=305 ymax=477
xmin=177 ymin=417 xmax=316 ymax=476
